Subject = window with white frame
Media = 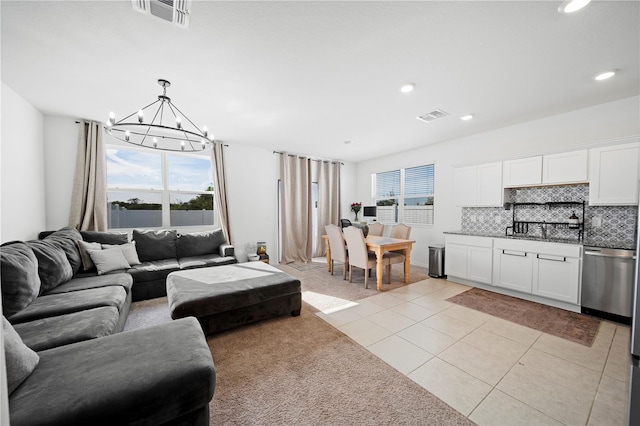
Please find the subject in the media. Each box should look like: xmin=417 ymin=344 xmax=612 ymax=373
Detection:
xmin=106 ymin=147 xmax=215 ymax=229
xmin=372 ymin=164 xmax=434 ymax=225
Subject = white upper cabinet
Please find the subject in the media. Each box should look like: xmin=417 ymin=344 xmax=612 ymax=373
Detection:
xmin=542 ymin=150 xmax=588 ymax=184
xmin=503 ymin=156 xmax=542 ymax=187
xmin=589 ymin=142 xmax=640 ymax=205
xmin=454 ymin=162 xmax=503 ymax=206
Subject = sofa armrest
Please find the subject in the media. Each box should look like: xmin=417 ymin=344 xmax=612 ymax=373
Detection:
xmin=219 ymin=243 xmax=235 ymax=257
xmin=9 ymin=317 xmax=215 ymax=426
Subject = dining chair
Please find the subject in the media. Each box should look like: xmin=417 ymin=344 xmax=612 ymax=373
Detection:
xmin=343 ymin=226 xmax=379 ymax=289
xmin=390 ymin=223 xmax=411 ymax=239
xmin=325 ymin=224 xmax=349 ymax=280
xmin=368 ymin=222 xmax=384 ymax=236
xmin=340 ymin=219 xmax=352 ymax=229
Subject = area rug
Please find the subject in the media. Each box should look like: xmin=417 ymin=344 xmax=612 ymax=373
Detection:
xmin=446 ymin=287 xmax=601 ymax=347
xmin=285 ymin=261 xmax=327 ymax=272
xmin=125 ymin=297 xmax=473 ymax=425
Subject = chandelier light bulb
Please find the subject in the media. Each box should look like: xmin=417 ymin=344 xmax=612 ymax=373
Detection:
xmin=202 ymin=126 xmax=208 ymax=137
xmin=176 ymin=117 xmax=182 ymax=129
xmin=109 ymin=111 xmax=115 ymax=123
xmin=137 ymin=110 xmax=144 ymax=124
xmin=201 ymin=139 xmax=206 ymax=150
xmin=181 ymin=140 xmax=185 ymax=151
xmin=153 ymin=137 xmax=158 ymax=148
xmin=125 ymin=130 xmax=130 ymax=141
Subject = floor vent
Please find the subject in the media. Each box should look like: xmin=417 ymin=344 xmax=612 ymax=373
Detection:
xmin=416 ymin=109 xmax=450 ymax=123
xmin=131 ymin=0 xmax=191 ymax=28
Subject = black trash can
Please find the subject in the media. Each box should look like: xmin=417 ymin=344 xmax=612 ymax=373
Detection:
xmin=428 ymin=244 xmax=446 ymax=278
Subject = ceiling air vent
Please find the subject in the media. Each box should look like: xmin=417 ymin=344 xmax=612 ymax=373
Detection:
xmin=131 ymin=0 xmax=191 ymax=28
xmin=416 ymin=109 xmax=450 ymax=123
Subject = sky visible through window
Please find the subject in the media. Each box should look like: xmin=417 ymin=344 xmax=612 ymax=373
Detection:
xmin=106 ymin=148 xmax=213 ymax=204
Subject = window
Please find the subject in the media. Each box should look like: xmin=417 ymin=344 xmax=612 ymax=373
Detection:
xmin=106 ymin=147 xmax=215 ymax=229
xmin=372 ymin=164 xmax=434 ymax=225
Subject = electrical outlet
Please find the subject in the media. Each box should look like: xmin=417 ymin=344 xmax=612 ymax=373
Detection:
xmin=592 ymin=216 xmax=603 ymax=227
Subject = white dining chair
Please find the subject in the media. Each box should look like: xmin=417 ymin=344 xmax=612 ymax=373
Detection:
xmin=325 ymin=224 xmax=348 ymax=280
xmin=343 ymin=226 xmax=378 ymax=289
xmin=368 ymin=222 xmax=384 ymax=236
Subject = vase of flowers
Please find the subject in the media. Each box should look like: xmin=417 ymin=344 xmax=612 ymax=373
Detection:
xmin=351 ymin=202 xmax=362 ymax=222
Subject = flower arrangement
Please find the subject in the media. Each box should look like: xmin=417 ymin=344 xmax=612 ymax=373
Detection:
xmin=351 ymin=202 xmax=362 ymax=220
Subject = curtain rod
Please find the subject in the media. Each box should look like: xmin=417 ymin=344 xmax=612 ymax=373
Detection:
xmin=273 ymin=150 xmax=344 ymax=165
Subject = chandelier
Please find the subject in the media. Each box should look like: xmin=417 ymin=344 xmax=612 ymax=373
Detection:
xmin=105 ymin=79 xmax=213 ymax=152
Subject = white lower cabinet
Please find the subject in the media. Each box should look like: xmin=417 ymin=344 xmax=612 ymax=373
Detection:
xmin=492 ymin=249 xmax=533 ymax=293
xmin=532 ymin=254 xmax=580 ymax=304
xmin=444 ymin=235 xmax=493 ymax=284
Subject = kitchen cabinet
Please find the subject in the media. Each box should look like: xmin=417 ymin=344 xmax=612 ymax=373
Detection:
xmin=492 ymin=238 xmax=581 ymax=304
xmin=589 ymin=142 xmax=640 ymax=205
xmin=454 ymin=162 xmax=503 ymax=206
xmin=445 ymin=235 xmax=493 ymax=284
xmin=503 ymin=156 xmax=542 ymax=187
xmin=542 ymin=150 xmax=588 ymax=184
xmin=532 ymin=253 xmax=581 ymax=304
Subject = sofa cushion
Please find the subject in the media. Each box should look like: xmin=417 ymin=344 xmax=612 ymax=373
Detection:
xmin=102 ymin=241 xmax=141 ymax=266
xmin=80 ymin=230 xmax=128 ymax=245
xmin=27 ymin=240 xmax=73 ymax=295
xmin=1 ymin=242 xmax=41 ymax=318
xmin=76 ymin=240 xmax=101 ymax=271
xmin=46 ymin=273 xmax=133 ymax=296
xmin=127 ymin=258 xmax=180 ymax=284
xmin=9 ymin=317 xmax=216 ymax=426
xmin=8 ymin=286 xmax=127 ymax=324
xmin=43 ymin=227 xmax=83 ymax=275
xmin=13 ymin=307 xmax=120 ymax=352
xmin=87 ymin=247 xmax=131 ymax=275
xmin=133 ymin=229 xmax=178 ymax=262
xmin=178 ymin=254 xmax=238 ymax=270
xmin=3 ymin=316 xmax=40 ymax=395
xmin=176 ymin=229 xmax=225 ymax=259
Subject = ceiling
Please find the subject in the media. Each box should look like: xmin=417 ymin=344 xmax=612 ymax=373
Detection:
xmin=2 ymin=1 xmax=639 ymax=163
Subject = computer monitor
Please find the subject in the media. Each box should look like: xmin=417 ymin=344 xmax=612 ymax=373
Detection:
xmin=362 ymin=206 xmax=377 ymax=220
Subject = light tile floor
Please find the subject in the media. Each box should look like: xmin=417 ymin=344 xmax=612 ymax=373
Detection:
xmin=315 ymin=279 xmax=631 ymax=425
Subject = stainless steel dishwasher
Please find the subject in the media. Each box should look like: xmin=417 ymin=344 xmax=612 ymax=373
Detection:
xmin=581 ymin=246 xmax=636 ymax=324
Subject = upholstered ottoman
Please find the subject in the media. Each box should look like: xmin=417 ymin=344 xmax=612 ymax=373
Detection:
xmin=167 ymin=262 xmax=301 ymax=334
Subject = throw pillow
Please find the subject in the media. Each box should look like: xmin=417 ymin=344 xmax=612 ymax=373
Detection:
xmin=176 ymin=229 xmax=226 ymax=258
xmin=44 ymin=227 xmax=83 ymax=275
xmin=102 ymin=241 xmax=141 ymax=266
xmin=0 ymin=242 xmax=41 ymax=318
xmin=76 ymin=240 xmax=102 ymax=271
xmin=26 ymin=240 xmax=73 ymax=295
xmin=132 ymin=229 xmax=177 ymax=262
xmin=87 ymin=247 xmax=131 ymax=275
xmin=3 ymin=316 xmax=40 ymax=394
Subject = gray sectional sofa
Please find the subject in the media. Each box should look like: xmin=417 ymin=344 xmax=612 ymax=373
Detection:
xmin=1 ymin=226 xmax=236 ymax=425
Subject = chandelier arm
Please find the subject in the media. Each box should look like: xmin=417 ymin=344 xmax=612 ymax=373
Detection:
xmin=166 ymin=102 xmax=201 ymax=142
xmin=169 ymin=102 xmax=204 ymax=133
xmin=108 ymin=124 xmax=205 ymax=142
xmin=117 ymin=99 xmax=163 ymax=124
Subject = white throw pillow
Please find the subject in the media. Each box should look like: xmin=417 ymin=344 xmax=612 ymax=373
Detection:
xmin=76 ymin=240 xmax=102 ymax=270
xmin=102 ymin=241 xmax=141 ymax=266
xmin=87 ymin=247 xmax=131 ymax=275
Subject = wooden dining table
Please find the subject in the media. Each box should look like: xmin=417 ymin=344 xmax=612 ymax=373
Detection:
xmin=322 ymin=234 xmax=415 ymax=291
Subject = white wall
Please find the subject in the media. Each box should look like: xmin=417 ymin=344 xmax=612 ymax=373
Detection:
xmin=356 ymin=96 xmax=640 ymax=267
xmin=1 ymin=82 xmax=46 ymax=242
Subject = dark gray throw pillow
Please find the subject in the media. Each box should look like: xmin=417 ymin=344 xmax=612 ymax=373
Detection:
xmin=0 ymin=242 xmax=41 ymax=318
xmin=27 ymin=240 xmax=73 ymax=295
xmin=80 ymin=230 xmax=129 ymax=245
xmin=176 ymin=229 xmax=226 ymax=258
xmin=44 ymin=227 xmax=83 ymax=275
xmin=3 ymin=316 xmax=40 ymax=394
xmin=133 ymin=229 xmax=178 ymax=262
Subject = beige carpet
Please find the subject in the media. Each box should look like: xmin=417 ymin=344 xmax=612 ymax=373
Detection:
xmin=125 ymin=263 xmax=474 ymax=425
xmin=447 ymin=287 xmax=601 ymax=347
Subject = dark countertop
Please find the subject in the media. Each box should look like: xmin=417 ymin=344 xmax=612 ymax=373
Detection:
xmin=444 ymin=231 xmax=635 ymax=250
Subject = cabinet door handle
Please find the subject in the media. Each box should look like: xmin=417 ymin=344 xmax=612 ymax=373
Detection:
xmin=537 ymin=254 xmax=566 ymax=262
xmin=502 ymin=249 xmax=527 ymax=257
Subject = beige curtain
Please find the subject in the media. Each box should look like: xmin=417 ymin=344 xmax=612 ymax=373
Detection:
xmin=69 ymin=120 xmax=107 ymax=231
xmin=280 ymin=154 xmax=312 ymax=263
xmin=211 ymin=142 xmax=232 ymax=244
xmin=313 ymin=161 xmax=341 ymax=257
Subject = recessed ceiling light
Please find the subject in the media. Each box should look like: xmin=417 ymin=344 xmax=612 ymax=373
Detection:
xmin=558 ymin=0 xmax=591 ymax=13
xmin=460 ymin=114 xmax=474 ymax=121
xmin=594 ymin=71 xmax=616 ymax=81
xmin=400 ymin=83 xmax=415 ymax=93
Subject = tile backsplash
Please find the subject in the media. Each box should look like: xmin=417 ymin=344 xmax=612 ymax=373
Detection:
xmin=460 ymin=184 xmax=638 ymax=248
